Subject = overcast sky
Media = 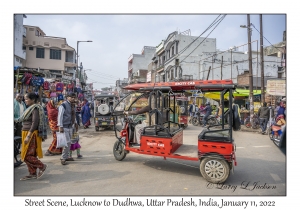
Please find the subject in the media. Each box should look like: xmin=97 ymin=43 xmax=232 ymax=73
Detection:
xmin=23 ymin=14 xmax=286 ymax=90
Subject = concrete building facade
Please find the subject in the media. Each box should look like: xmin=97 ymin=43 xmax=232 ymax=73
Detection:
xmin=128 ymin=46 xmax=156 ymax=84
xmin=199 ymin=50 xmax=282 ymax=85
xmin=151 ymin=30 xmax=216 ymax=82
xmin=14 ymin=14 xmax=27 ymax=68
xmin=23 ymin=25 xmax=76 ymax=81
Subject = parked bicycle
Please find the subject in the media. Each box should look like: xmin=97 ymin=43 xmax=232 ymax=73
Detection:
xmin=14 ymin=125 xmax=23 ymax=168
xmin=244 ymin=113 xmax=260 ymax=129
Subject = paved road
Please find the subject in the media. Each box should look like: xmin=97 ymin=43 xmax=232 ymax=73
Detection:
xmin=14 ymin=122 xmax=286 ymax=197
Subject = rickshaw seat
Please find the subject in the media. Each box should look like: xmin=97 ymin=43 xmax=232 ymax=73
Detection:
xmin=143 ymin=125 xmax=180 ymax=137
xmin=198 ymin=129 xmax=233 ymax=142
xmin=143 ymin=127 xmax=170 ymax=137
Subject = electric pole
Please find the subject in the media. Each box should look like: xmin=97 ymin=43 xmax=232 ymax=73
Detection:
xmin=260 ymin=14 xmax=265 ymax=103
xmin=247 ymin=14 xmax=254 ymax=126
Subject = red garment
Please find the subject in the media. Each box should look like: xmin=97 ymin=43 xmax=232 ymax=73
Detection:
xmin=48 ymin=132 xmax=62 ymax=154
xmin=46 ymin=101 xmax=62 ymax=154
xmin=24 ymin=134 xmax=45 ymax=175
xmin=46 ymin=100 xmax=58 ymax=130
xmin=76 ymin=104 xmax=82 ymax=112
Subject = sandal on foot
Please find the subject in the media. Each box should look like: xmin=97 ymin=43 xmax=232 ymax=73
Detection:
xmin=61 ymin=160 xmax=68 ymax=165
xmin=20 ymin=175 xmax=37 ymax=181
xmin=37 ymin=164 xmax=47 ymax=179
xmin=44 ymin=151 xmax=54 ymax=156
xmin=77 ymin=155 xmax=83 ymax=159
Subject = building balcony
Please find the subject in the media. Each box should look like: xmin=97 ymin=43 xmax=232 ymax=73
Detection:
xmin=66 ymin=69 xmax=75 ymax=74
xmin=64 ymin=62 xmax=76 ymax=68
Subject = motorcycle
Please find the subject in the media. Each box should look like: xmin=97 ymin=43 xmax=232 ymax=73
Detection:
xmin=192 ymin=111 xmax=219 ymax=126
xmin=269 ymin=118 xmax=286 ymax=148
xmin=191 ymin=112 xmax=204 ymax=126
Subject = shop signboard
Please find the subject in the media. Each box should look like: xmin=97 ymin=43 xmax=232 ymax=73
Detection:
xmin=266 ymin=79 xmax=286 ymax=96
xmin=62 ymin=74 xmax=73 ymax=81
xmin=254 ymin=102 xmax=261 ymax=113
xmin=146 ymin=72 xmax=151 ymax=82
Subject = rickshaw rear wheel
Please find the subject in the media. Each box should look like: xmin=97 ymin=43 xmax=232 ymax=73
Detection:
xmin=113 ymin=140 xmax=126 ymax=161
xmin=200 ymin=157 xmax=230 ymax=184
xmin=95 ymin=126 xmax=99 ymax=131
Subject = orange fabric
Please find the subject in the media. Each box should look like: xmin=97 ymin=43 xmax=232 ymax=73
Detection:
xmin=21 ymin=130 xmax=43 ymax=161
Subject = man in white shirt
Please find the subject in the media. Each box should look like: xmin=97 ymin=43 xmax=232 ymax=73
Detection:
xmin=57 ymin=93 xmax=77 ymax=165
xmin=14 ymin=94 xmax=26 ymax=136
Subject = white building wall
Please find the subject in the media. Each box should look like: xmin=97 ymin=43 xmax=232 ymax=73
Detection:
xmin=199 ymin=51 xmax=281 ymax=82
xmin=14 ymin=14 xmax=26 ymax=67
xmin=131 ymin=47 xmax=155 ymax=74
xmin=163 ymin=33 xmax=216 ymax=81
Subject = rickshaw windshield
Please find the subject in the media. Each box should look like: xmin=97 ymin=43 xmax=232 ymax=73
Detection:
xmin=113 ymin=91 xmax=149 ymax=113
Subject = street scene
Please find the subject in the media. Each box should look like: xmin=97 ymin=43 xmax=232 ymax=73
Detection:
xmin=12 ymin=13 xmax=287 ymax=209
xmin=14 ymin=122 xmax=286 ymax=196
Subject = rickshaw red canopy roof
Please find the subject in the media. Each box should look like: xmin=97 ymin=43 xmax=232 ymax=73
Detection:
xmin=124 ymin=79 xmax=234 ymax=91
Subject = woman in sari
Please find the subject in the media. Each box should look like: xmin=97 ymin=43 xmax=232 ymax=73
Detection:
xmin=81 ymin=99 xmax=92 ymax=129
xmin=17 ymin=93 xmax=47 ymax=180
xmin=44 ymin=100 xmax=62 ymax=156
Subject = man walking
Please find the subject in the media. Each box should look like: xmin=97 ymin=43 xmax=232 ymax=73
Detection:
xmin=257 ymin=102 xmax=270 ymax=134
xmin=188 ymin=101 xmax=196 ymax=123
xmin=201 ymin=101 xmax=212 ymax=127
xmin=14 ymin=94 xmax=27 ymax=136
xmin=57 ymin=92 xmax=77 ymax=165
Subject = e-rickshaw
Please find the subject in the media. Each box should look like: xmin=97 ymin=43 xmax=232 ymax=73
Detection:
xmin=170 ymin=95 xmax=189 ymax=129
xmin=112 ymin=80 xmax=240 ymax=183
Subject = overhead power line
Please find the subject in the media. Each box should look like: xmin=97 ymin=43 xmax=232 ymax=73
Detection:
xmin=180 ymin=15 xmax=227 ymax=64
xmin=251 ymin=23 xmax=285 ymax=54
xmin=177 ymin=14 xmax=222 ymax=55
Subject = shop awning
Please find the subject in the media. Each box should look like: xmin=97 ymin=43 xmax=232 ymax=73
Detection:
xmin=203 ymin=89 xmax=261 ymax=100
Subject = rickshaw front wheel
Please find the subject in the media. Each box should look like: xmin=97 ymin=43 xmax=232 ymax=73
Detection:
xmin=200 ymin=157 xmax=230 ymax=184
xmin=113 ymin=140 xmax=126 ymax=161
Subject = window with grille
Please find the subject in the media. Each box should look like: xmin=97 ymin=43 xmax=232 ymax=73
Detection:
xmin=36 ymin=48 xmax=45 ymax=58
xmin=29 ymin=47 xmax=33 ymax=51
xmin=50 ymin=49 xmax=61 ymax=60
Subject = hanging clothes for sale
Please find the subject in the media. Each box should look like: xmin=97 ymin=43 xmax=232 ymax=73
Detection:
xmin=56 ymin=82 xmax=64 ymax=92
xmin=57 ymin=93 xmax=64 ymax=101
xmin=78 ymin=92 xmax=84 ymax=101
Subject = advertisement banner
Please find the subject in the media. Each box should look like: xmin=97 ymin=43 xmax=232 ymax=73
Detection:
xmin=266 ymin=80 xmax=286 ymax=96
xmin=146 ymin=72 xmax=151 ymax=82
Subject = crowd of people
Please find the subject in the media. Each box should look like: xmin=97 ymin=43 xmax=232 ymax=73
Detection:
xmin=188 ymin=98 xmax=287 ymax=134
xmin=14 ymin=92 xmax=93 ymax=180
xmin=257 ymin=98 xmax=286 ymax=135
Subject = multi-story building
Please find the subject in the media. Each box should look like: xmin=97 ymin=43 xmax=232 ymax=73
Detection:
xmin=14 ymin=14 xmax=27 ymax=68
xmin=22 ymin=25 xmax=76 ymax=82
xmin=115 ymin=78 xmax=129 ymax=97
xmin=151 ymin=30 xmax=217 ymax=82
xmin=263 ymin=31 xmax=286 ymax=79
xmin=128 ymin=46 xmax=156 ymax=84
xmin=199 ymin=48 xmax=282 ymax=84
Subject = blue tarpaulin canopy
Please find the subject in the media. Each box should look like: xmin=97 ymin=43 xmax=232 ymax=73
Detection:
xmin=14 ymin=66 xmax=20 ymax=71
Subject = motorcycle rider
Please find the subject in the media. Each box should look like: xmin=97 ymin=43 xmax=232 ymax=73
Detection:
xmin=201 ymin=101 xmax=212 ymax=127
